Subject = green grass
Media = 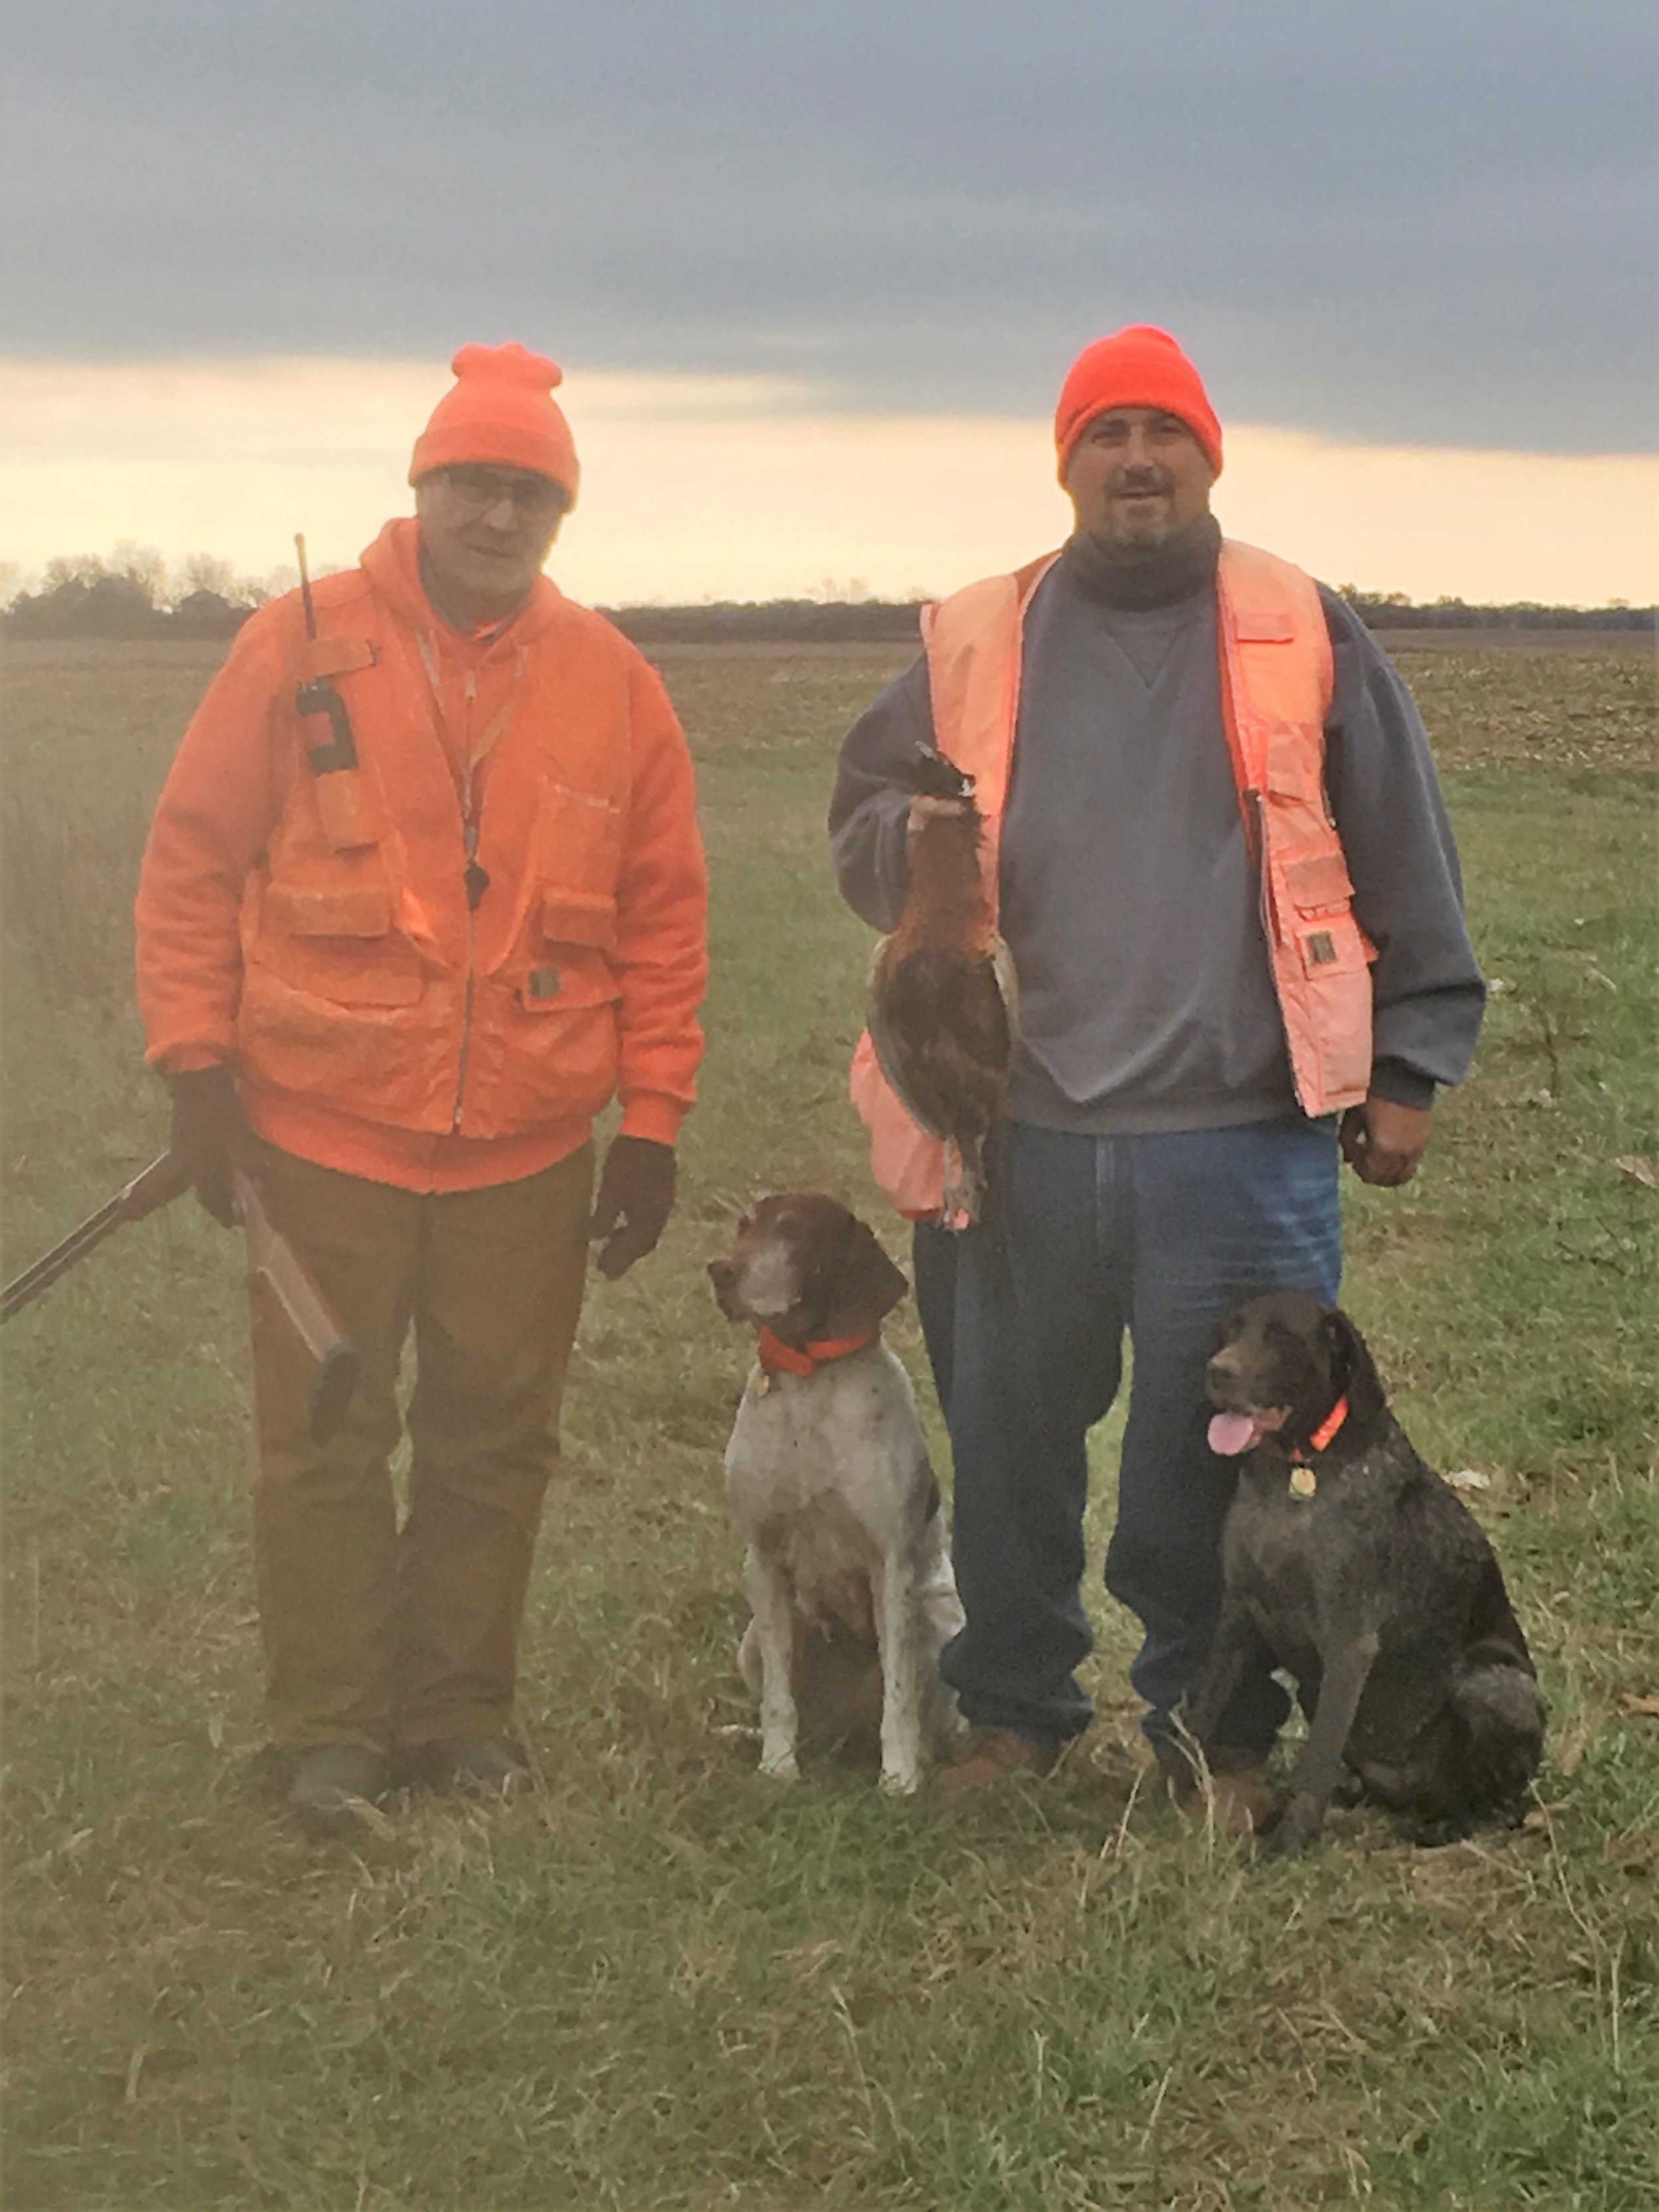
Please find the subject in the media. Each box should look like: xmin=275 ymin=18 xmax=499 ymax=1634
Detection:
xmin=2 ymin=634 xmax=1656 ymax=2211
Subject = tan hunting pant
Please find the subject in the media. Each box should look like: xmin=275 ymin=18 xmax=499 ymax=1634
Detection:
xmin=244 ymin=1139 xmax=593 ymax=1751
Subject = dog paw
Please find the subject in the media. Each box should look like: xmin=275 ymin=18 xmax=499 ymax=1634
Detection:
xmin=879 ymin=1766 xmax=922 ymax=1797
xmin=1255 ymin=1808 xmax=1319 ymax=1861
xmin=1253 ymin=1826 xmax=1302 ymax=1862
xmin=758 ymin=1751 xmax=800 ymax=1783
xmin=1408 ymin=1812 xmax=1473 ymax=1849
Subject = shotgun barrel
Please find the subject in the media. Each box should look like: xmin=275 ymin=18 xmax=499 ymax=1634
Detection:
xmin=1 ymin=1154 xmax=190 ymax=1321
xmin=3 ymin=1153 xmax=359 ymax=1443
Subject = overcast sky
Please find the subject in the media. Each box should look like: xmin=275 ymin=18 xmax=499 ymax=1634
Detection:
xmin=6 ymin=0 xmax=1656 ymax=454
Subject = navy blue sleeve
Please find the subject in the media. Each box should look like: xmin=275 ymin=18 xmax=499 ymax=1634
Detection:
xmin=827 ymin=655 xmax=934 ymax=932
xmin=1319 ymin=587 xmax=1486 ymax=1107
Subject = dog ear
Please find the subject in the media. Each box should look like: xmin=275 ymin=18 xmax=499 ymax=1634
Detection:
xmin=1319 ymin=1305 xmax=1386 ymax=1423
xmin=819 ymin=1217 xmax=910 ymax=1337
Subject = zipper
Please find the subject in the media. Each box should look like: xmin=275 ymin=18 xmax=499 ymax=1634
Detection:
xmin=1246 ymin=788 xmax=1275 ymax=944
xmin=414 ymin=639 xmax=524 ymax=1134
xmin=453 ymin=963 xmax=475 ymax=1131
xmin=451 ymin=670 xmax=480 ymax=1132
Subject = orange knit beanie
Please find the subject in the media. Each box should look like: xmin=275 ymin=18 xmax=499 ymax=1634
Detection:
xmin=1054 ymin=325 xmax=1223 ymax=479
xmin=409 ymin=342 xmax=580 ymax=504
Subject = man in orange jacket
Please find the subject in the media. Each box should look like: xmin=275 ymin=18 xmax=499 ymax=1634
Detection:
xmin=137 ymin=343 xmax=707 ymax=1836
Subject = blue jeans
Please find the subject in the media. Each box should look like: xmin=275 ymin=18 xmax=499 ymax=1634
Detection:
xmin=920 ymin=1117 xmax=1341 ymax=1755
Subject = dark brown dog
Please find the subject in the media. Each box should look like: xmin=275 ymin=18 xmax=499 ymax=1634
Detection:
xmin=1183 ymin=1290 xmax=1545 ymax=1855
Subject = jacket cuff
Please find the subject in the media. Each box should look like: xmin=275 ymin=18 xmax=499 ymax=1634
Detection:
xmin=618 ymin=1094 xmax=686 ymax=1147
xmin=1368 ymin=1058 xmax=1437 ymax=1112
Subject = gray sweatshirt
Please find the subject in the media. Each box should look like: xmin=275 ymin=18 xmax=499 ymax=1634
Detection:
xmin=828 ymin=538 xmax=1484 ymax=1133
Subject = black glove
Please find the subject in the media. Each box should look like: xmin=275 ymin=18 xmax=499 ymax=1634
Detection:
xmin=588 ymin=1136 xmax=676 ymax=1280
xmin=168 ymin=1065 xmax=246 ymax=1227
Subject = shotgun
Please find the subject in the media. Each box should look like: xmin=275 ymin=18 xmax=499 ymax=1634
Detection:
xmin=2 ymin=1153 xmax=360 ymax=1444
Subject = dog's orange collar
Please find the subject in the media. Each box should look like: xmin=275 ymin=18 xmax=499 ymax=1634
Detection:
xmin=757 ymin=1325 xmax=876 ymax=1378
xmin=1291 ymin=1394 xmax=1349 ymax=1463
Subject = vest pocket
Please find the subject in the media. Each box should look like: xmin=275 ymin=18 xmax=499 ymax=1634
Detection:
xmin=312 ymin=770 xmax=386 ymax=853
xmin=1300 ymin=944 xmax=1373 ymax=1102
xmin=513 ymin=964 xmax=621 ymax=1015
xmin=1279 ymin=851 xmax=1369 ymax=981
xmin=539 ymin=783 xmax=624 ymax=895
xmin=255 ymin=883 xmax=424 ymax=1006
xmin=1293 ymin=912 xmax=1368 ymax=979
xmin=540 ymin=889 xmax=618 ymax=955
xmin=265 ymin=885 xmax=392 ymax=935
xmin=451 ymin=886 xmax=622 ymax=1128
xmin=1283 ymin=850 xmax=1355 ymax=917
xmin=514 ymin=893 xmax=620 ymax=1026
xmin=494 ymin=956 xmax=622 ymax=1128
xmin=1260 ymin=836 xmax=1372 ymax=1116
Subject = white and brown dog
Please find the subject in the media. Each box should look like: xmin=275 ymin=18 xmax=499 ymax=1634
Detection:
xmin=707 ymin=1195 xmax=963 ymax=1793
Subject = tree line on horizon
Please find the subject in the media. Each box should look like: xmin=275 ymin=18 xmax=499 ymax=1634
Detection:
xmin=1 ymin=548 xmax=286 ymax=640
xmin=2 ymin=548 xmax=1651 ymax=642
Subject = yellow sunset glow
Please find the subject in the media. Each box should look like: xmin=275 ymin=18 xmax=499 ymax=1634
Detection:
xmin=2 ymin=357 xmax=1654 ymax=609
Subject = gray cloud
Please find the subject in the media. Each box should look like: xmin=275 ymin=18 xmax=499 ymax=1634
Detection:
xmin=5 ymin=0 xmax=1654 ymax=449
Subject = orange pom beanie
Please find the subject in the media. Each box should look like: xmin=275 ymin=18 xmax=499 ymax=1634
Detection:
xmin=1054 ymin=325 xmax=1222 ymax=479
xmin=409 ymin=342 xmax=580 ymax=504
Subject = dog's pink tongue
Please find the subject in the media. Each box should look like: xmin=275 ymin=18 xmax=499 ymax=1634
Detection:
xmin=1208 ymin=1411 xmax=1260 ymax=1457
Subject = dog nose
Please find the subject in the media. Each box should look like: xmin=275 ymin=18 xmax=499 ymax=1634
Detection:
xmin=1207 ymin=1349 xmax=1240 ymax=1385
xmin=707 ymin=1258 xmax=735 ymax=1293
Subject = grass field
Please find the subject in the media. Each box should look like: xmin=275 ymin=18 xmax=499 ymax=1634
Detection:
xmin=1 ymin=631 xmax=1656 ymax=2211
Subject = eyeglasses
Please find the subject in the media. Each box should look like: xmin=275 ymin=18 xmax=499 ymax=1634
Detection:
xmin=439 ymin=466 xmax=565 ymax=520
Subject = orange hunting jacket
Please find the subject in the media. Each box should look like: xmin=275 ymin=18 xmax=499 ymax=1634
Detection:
xmin=853 ymin=538 xmax=1370 ymax=1218
xmin=136 ymin=519 xmax=707 ymax=1192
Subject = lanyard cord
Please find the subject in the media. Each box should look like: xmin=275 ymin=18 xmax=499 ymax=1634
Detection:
xmin=413 ymin=633 xmax=528 ymax=906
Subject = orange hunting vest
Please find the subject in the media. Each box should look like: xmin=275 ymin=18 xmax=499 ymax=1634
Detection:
xmin=236 ymin=577 xmax=658 ymax=1140
xmin=851 ymin=538 xmax=1372 ymax=1218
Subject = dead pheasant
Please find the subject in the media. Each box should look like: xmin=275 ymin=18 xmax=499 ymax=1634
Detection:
xmin=867 ymin=747 xmax=1017 ymax=1223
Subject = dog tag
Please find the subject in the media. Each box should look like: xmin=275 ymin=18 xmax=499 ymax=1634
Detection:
xmin=1289 ymin=1465 xmax=1318 ymax=1499
xmin=753 ymin=1372 xmax=772 ymax=1398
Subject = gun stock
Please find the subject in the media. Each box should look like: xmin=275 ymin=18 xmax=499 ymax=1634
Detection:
xmin=232 ymin=1167 xmax=360 ymax=1443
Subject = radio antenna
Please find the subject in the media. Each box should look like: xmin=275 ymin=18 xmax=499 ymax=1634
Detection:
xmin=294 ymin=533 xmax=318 ymax=642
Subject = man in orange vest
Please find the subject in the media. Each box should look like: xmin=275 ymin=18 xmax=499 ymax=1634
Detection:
xmin=137 ymin=344 xmax=707 ymax=1836
xmin=830 ymin=327 xmax=1484 ymax=1810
